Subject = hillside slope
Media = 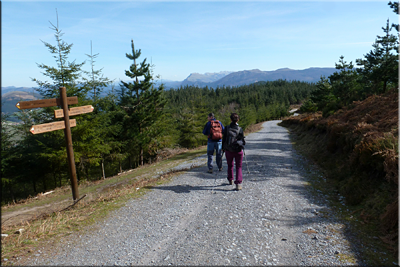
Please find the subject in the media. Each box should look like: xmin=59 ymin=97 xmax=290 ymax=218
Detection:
xmin=280 ymin=88 xmax=398 ymax=254
xmin=1 ymin=91 xmax=41 ymax=115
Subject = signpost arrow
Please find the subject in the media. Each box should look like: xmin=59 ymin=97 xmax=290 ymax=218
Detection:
xmin=30 ymin=119 xmax=77 ymax=134
xmin=54 ymin=105 xmax=94 ymax=118
xmin=15 ymin=96 xmax=78 ymax=110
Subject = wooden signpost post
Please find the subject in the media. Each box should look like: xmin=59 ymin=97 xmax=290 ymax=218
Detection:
xmin=15 ymin=87 xmax=93 ymax=201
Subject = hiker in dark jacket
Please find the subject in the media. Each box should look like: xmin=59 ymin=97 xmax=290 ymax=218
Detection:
xmin=202 ymin=113 xmax=224 ymax=173
xmin=222 ymin=113 xmax=245 ymax=190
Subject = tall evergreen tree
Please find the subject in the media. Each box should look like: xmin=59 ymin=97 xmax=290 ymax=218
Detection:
xmin=388 ymin=1 xmax=399 ymax=32
xmin=71 ymin=41 xmax=116 ymax=180
xmin=356 ymin=19 xmax=399 ymax=94
xmin=83 ymin=41 xmax=113 ymax=101
xmin=330 ymin=56 xmax=362 ymax=104
xmin=32 ymin=10 xmax=88 ymax=99
xmin=119 ymin=40 xmax=166 ymax=166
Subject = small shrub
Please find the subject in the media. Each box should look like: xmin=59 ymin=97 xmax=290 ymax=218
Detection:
xmin=300 ymin=99 xmax=318 ymax=112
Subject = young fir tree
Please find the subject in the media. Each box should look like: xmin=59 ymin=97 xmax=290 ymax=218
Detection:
xmin=329 ymin=56 xmax=362 ymax=105
xmin=388 ymin=1 xmax=399 ymax=32
xmin=356 ymin=19 xmax=399 ymax=94
xmin=83 ymin=41 xmax=113 ymax=101
xmin=32 ymin=11 xmax=88 ymax=99
xmin=119 ymin=40 xmax=166 ymax=166
xmin=70 ymin=40 xmax=117 ymax=180
xmin=177 ymin=99 xmax=207 ymax=148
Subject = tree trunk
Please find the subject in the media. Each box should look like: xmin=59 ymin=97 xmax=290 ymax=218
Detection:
xmin=8 ymin=184 xmax=16 ymax=204
xmin=85 ymin=165 xmax=89 ymax=180
xmin=32 ymin=180 xmax=37 ymax=194
xmin=42 ymin=175 xmax=47 ymax=192
xmin=53 ymin=172 xmax=58 ymax=188
xmin=140 ymin=147 xmax=144 ymax=166
xmin=102 ymin=160 xmax=105 ymax=180
xmin=76 ymin=167 xmax=80 ymax=182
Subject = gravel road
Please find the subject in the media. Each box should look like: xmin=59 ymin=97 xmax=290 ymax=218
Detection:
xmin=27 ymin=120 xmax=364 ymax=266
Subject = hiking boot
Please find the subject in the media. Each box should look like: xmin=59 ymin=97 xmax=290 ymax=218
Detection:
xmin=219 ymin=167 xmax=223 ymax=171
xmin=228 ymin=180 xmax=233 ymax=185
xmin=207 ymin=169 xmax=213 ymax=173
xmin=236 ymin=184 xmax=242 ymax=190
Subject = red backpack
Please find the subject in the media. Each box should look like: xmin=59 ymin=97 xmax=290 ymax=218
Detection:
xmin=209 ymin=120 xmax=223 ymax=141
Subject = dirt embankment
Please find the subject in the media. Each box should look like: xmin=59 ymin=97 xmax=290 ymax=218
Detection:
xmin=279 ymin=88 xmax=398 ymax=254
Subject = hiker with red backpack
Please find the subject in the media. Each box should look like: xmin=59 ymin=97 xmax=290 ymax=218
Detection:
xmin=202 ymin=113 xmax=225 ymax=173
xmin=222 ymin=113 xmax=246 ymax=190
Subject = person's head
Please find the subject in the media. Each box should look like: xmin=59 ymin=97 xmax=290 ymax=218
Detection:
xmin=230 ymin=113 xmax=239 ymax=123
xmin=208 ymin=113 xmax=214 ymax=121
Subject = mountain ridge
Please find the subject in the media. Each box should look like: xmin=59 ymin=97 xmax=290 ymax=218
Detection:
xmin=2 ymin=67 xmax=337 ymax=95
xmin=208 ymin=67 xmax=336 ymax=88
xmin=164 ymin=67 xmax=336 ymax=88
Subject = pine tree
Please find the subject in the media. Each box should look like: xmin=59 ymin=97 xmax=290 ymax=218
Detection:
xmin=356 ymin=19 xmax=399 ymax=94
xmin=70 ymin=41 xmax=116 ymax=180
xmin=388 ymin=1 xmax=399 ymax=32
xmin=83 ymin=41 xmax=113 ymax=101
xmin=309 ymin=77 xmax=337 ymax=115
xmin=32 ymin=10 xmax=88 ymax=99
xmin=330 ymin=56 xmax=362 ymax=104
xmin=119 ymin=40 xmax=166 ymax=166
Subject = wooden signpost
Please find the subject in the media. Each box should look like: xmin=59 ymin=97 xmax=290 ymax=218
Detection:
xmin=16 ymin=97 xmax=78 ymax=110
xmin=30 ymin=119 xmax=77 ymax=134
xmin=54 ymin=105 xmax=94 ymax=118
xmin=15 ymin=87 xmax=93 ymax=201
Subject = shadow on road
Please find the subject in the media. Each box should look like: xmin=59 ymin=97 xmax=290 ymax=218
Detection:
xmin=144 ymin=183 xmax=236 ymax=193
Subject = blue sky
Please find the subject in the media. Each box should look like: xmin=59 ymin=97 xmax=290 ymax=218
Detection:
xmin=2 ymin=1 xmax=398 ymax=87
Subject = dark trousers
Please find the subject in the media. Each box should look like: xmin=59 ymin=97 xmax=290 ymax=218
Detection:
xmin=225 ymin=150 xmax=243 ymax=184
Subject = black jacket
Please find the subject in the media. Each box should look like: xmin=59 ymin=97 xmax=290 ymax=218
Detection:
xmin=222 ymin=122 xmax=246 ymax=152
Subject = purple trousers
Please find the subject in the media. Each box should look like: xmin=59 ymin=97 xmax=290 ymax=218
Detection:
xmin=225 ymin=150 xmax=243 ymax=184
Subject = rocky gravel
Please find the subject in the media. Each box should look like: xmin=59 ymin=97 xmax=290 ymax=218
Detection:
xmin=23 ymin=120 xmax=366 ymax=266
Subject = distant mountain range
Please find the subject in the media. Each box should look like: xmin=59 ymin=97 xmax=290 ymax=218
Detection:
xmin=157 ymin=67 xmax=336 ymax=89
xmin=209 ymin=68 xmax=336 ymax=87
xmin=180 ymin=71 xmax=234 ymax=87
xmin=2 ymin=67 xmax=337 ymax=117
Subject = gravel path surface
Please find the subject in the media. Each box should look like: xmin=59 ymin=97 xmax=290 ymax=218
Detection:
xmin=28 ymin=120 xmax=364 ymax=266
